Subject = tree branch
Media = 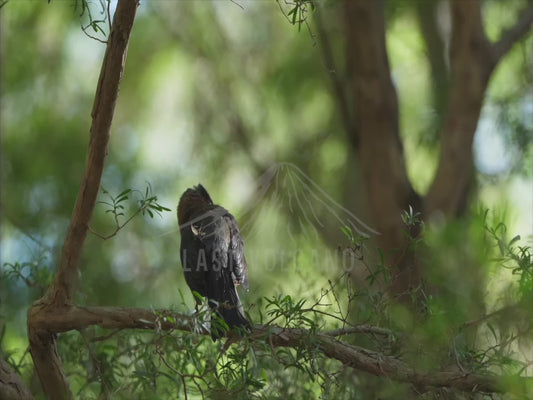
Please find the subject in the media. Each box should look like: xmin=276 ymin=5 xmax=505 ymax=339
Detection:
xmin=415 ymin=0 xmax=450 ymax=128
xmin=325 ymin=325 xmax=394 ymax=337
xmin=30 ymin=306 xmax=195 ymax=334
xmin=0 ymin=352 xmax=34 ymax=400
xmin=27 ymin=1 xmax=139 ymax=399
xmin=49 ymin=0 xmax=138 ymax=306
xmin=426 ymin=0 xmax=492 ymax=217
xmin=314 ymin=4 xmax=356 ymax=148
xmin=462 ymin=301 xmax=531 ymax=329
xmin=492 ymin=5 xmax=533 ymax=63
xmin=26 ymin=304 xmax=533 ymax=395
xmin=427 ymin=0 xmax=532 ymax=218
xmin=304 ymin=333 xmax=515 ymax=394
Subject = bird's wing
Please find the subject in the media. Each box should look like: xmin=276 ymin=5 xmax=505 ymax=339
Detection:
xmin=224 ymin=213 xmax=249 ymax=290
xmin=192 ymin=208 xmax=230 ymax=269
xmin=188 ymin=206 xmax=248 ymax=291
xmin=192 ymin=208 xmax=248 ymax=288
xmin=180 ymin=207 xmax=228 ymax=296
xmin=183 ymin=206 xmax=250 ymax=336
xmin=180 ymin=224 xmax=209 ymax=298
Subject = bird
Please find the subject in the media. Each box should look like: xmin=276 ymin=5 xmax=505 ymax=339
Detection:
xmin=177 ymin=184 xmax=251 ymax=340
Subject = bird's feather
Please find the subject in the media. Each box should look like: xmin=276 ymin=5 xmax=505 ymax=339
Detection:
xmin=178 ymin=184 xmax=250 ymax=340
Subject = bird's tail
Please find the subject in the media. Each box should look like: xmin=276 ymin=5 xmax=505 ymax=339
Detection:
xmin=208 ymin=277 xmax=250 ymax=340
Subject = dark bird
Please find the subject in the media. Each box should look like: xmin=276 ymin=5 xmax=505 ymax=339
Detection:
xmin=177 ymin=184 xmax=250 ymax=339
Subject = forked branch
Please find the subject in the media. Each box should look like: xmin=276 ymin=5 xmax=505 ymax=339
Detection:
xmin=427 ymin=0 xmax=532 ymax=217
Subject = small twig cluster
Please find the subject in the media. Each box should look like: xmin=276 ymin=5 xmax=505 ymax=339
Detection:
xmin=89 ymin=184 xmax=170 ymax=240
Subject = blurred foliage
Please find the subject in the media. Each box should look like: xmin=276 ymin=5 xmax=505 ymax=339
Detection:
xmin=1 ymin=0 xmax=532 ymax=398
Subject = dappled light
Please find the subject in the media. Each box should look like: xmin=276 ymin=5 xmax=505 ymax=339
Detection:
xmin=1 ymin=1 xmax=532 ymax=399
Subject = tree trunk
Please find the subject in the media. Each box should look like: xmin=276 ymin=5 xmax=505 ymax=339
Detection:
xmin=344 ymin=0 xmax=422 ymax=299
xmin=341 ymin=0 xmax=532 ymax=300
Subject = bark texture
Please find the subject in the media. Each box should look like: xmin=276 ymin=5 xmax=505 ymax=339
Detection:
xmin=341 ymin=0 xmax=533 ymax=296
xmin=0 ymin=354 xmax=34 ymax=400
xmin=26 ymin=1 xmax=139 ymax=398
xmin=344 ymin=0 xmax=421 ymax=297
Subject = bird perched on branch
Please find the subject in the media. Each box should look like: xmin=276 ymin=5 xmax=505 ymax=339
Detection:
xmin=177 ymin=184 xmax=250 ymax=340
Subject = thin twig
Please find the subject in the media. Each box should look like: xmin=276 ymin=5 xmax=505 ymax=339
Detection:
xmin=229 ymin=0 xmax=243 ymax=10
xmin=156 ymin=348 xmax=206 ymax=400
xmin=462 ymin=302 xmax=525 ymax=328
xmin=81 ymin=23 xmax=108 ymax=44
xmin=89 ymin=328 xmax=122 ymax=342
xmin=88 ymin=207 xmax=142 ymax=240
xmin=107 ymin=0 xmax=111 ymax=33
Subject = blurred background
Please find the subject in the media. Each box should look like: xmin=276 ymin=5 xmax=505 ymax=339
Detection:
xmin=1 ymin=0 xmax=532 ymax=398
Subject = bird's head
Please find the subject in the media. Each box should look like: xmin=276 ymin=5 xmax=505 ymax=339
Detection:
xmin=177 ymin=184 xmax=214 ymax=228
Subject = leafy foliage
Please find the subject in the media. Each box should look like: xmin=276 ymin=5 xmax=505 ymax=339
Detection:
xmin=276 ymin=0 xmax=316 ymax=32
xmin=485 ymin=214 xmax=533 ymax=300
xmin=75 ymin=0 xmax=111 ymax=42
xmin=2 ymin=256 xmax=53 ymax=296
xmin=2 ymin=1 xmax=532 ymax=398
xmin=90 ymin=184 xmax=171 ymax=240
xmin=4 ymin=205 xmax=532 ymax=398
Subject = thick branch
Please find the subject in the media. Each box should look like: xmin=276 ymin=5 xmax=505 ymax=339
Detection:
xmin=0 ymin=354 xmax=34 ymax=400
xmin=492 ymin=5 xmax=533 ymax=63
xmin=415 ymin=0 xmax=450 ymax=125
xmin=314 ymin=5 xmax=356 ymax=147
xmin=28 ymin=1 xmax=139 ymax=399
xmin=28 ymin=304 xmax=532 ymax=395
xmin=427 ymin=1 xmax=531 ymax=218
xmin=426 ymin=0 xmax=492 ymax=217
xmin=29 ymin=305 xmax=195 ymax=334
xmin=48 ymin=0 xmax=138 ymax=306
xmin=307 ymin=333 xmax=509 ymax=394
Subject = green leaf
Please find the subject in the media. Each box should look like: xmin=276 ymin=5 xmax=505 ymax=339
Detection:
xmin=116 ymin=195 xmax=129 ymax=203
xmin=509 ymin=235 xmax=521 ymax=247
xmin=118 ymin=188 xmax=132 ymax=198
xmin=192 ymin=291 xmax=205 ymax=302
